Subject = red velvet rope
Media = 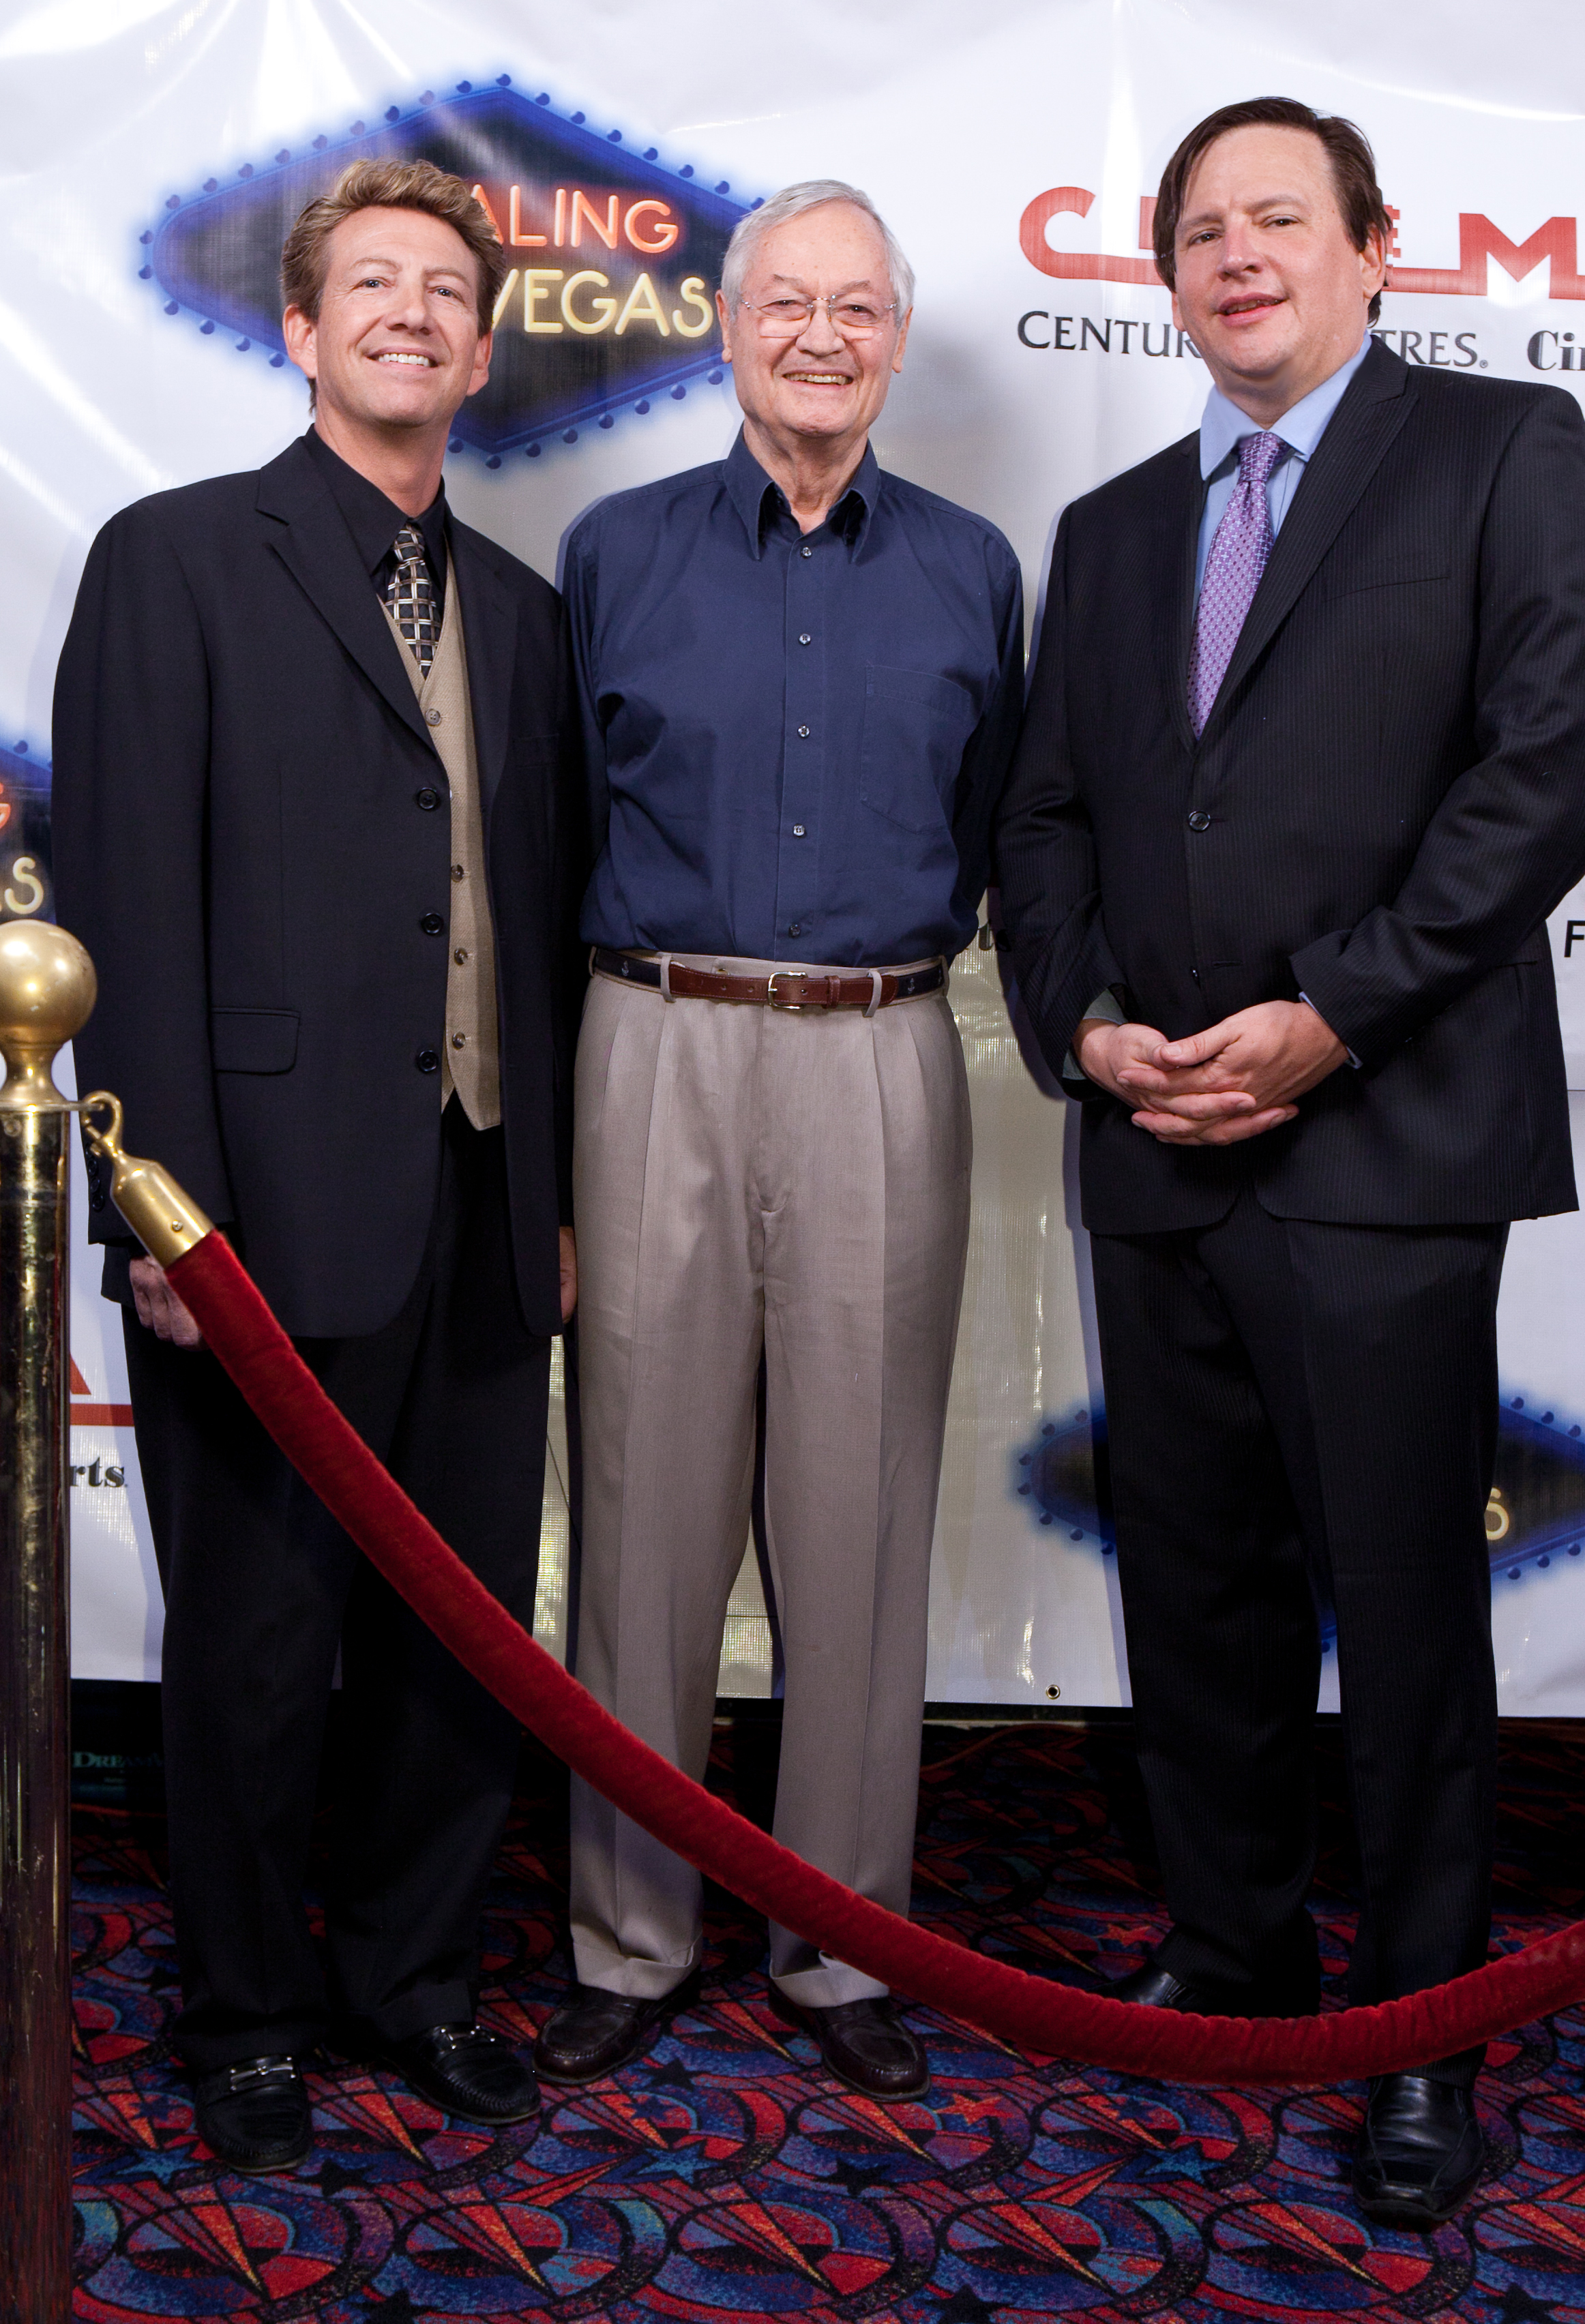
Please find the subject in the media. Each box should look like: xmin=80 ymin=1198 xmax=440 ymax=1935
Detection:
xmin=165 ymin=1228 xmax=1585 ymax=2084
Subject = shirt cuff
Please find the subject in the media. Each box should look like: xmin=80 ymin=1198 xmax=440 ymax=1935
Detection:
xmin=1061 ymin=987 xmax=1127 ymax=1082
xmin=1299 ymin=990 xmax=1360 ymax=1070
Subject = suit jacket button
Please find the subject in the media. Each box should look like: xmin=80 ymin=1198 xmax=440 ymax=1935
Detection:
xmin=1187 ymin=809 xmax=1211 ymax=831
xmin=419 ymin=912 xmax=443 ymax=936
xmin=415 ymin=1048 xmax=440 ymax=1073
xmin=415 ymin=786 xmax=442 ymax=810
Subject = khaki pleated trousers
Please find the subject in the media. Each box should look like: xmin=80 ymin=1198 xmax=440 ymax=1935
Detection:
xmin=567 ymin=959 xmax=972 ymax=2006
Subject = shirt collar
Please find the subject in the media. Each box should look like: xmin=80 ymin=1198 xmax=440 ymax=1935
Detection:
xmin=303 ymin=426 xmax=450 ymax=578
xmin=1198 ymin=336 xmax=1372 ymax=479
xmin=722 ymin=428 xmax=881 ymax=558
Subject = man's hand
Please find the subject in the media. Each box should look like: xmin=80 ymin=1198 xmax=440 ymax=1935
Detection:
xmin=1076 ymin=1000 xmax=1346 ymax=1147
xmin=559 ymin=1225 xmax=578 ymax=1325
xmin=129 ymin=1255 xmax=204 ymax=1347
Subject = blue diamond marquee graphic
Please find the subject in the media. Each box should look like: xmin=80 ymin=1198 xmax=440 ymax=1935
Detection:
xmin=1013 ymin=1393 xmax=1585 ymax=1640
xmin=0 ymin=743 xmax=52 ymax=925
xmin=142 ymin=81 xmax=757 ymax=460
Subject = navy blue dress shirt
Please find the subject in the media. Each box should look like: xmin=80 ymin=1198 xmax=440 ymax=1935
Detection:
xmin=567 ymin=431 xmax=1024 ymax=966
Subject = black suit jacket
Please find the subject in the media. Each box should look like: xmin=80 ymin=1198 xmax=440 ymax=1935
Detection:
xmin=53 ymin=434 xmax=585 ymax=1337
xmin=996 ymin=342 xmax=1585 ymax=1233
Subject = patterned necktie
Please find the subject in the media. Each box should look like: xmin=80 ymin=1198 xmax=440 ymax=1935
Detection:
xmin=1187 ymin=429 xmax=1287 ymax=736
xmin=385 ymin=524 xmax=438 ymax=676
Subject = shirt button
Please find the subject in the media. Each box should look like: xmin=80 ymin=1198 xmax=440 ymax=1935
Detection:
xmin=788 ymin=923 xmax=801 ymax=936
xmin=797 ymin=725 xmax=810 ymax=738
xmin=415 ymin=787 xmax=441 ymax=811
xmin=415 ymin=1048 xmax=439 ymax=1074
xmin=419 ymin=912 xmax=443 ymax=936
xmin=792 ymin=824 xmax=805 ymax=837
xmin=454 ymin=946 xmax=469 ymax=966
xmin=426 ymin=709 xmax=442 ymax=727
xmin=799 ymin=633 xmax=812 ymax=645
xmin=800 ymin=545 xmax=813 ymax=558
xmin=451 ymin=863 xmax=465 ymax=880
xmin=1187 ymin=810 xmax=1211 ymax=831
xmin=451 ymin=1031 xmax=466 ymax=1049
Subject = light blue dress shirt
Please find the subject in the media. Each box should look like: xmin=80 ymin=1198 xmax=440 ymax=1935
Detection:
xmin=1194 ymin=336 xmax=1372 ymax=598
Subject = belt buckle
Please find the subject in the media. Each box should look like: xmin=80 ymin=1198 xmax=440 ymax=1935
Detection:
xmin=767 ymin=970 xmax=812 ymax=1011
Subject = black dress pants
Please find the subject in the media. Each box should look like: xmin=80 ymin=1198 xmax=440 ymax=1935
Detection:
xmin=1090 ymin=1187 xmax=1506 ymax=2084
xmin=122 ymin=1104 xmax=551 ymax=2072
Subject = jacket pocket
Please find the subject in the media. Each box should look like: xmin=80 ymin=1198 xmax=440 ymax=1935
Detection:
xmin=859 ymin=664 xmax=978 ymax=833
xmin=1323 ymin=561 xmax=1449 ymax=597
xmin=211 ymin=1008 xmax=299 ymax=1073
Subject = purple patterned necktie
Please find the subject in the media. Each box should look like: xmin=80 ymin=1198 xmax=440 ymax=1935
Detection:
xmin=1188 ymin=429 xmax=1286 ymax=736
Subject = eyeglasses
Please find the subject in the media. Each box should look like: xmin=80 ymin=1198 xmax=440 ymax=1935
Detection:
xmin=737 ymin=293 xmax=900 ymax=340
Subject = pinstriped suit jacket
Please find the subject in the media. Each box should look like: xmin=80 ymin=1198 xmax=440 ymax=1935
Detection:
xmin=996 ymin=339 xmax=1585 ymax=1233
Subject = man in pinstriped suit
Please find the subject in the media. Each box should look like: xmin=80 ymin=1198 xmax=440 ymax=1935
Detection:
xmin=997 ymin=97 xmax=1585 ymax=2227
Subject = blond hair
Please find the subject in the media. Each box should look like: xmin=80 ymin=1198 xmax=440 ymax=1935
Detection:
xmin=280 ymin=158 xmax=507 ymax=336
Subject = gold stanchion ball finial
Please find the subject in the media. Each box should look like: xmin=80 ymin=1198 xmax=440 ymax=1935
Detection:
xmin=0 ymin=922 xmax=97 ymax=1109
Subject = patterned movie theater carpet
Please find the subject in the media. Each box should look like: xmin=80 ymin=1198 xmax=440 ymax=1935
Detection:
xmin=71 ymin=1715 xmax=1585 ymax=2322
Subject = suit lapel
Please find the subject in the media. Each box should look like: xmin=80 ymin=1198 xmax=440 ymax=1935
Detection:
xmin=1156 ymin=439 xmax=1204 ymax=754
xmin=1200 ymin=344 xmax=1414 ymax=741
xmin=256 ymin=443 xmax=436 ymax=751
xmin=451 ymin=528 xmax=517 ymax=816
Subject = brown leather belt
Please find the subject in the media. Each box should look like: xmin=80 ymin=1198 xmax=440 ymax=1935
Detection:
xmin=590 ymin=948 xmax=945 ymax=1011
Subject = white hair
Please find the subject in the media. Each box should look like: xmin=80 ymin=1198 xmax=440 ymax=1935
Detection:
xmin=720 ymin=179 xmax=915 ymax=316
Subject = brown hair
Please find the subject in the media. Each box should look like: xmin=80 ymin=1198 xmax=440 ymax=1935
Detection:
xmin=280 ymin=158 xmax=508 ymax=337
xmin=1153 ymin=97 xmax=1392 ymax=327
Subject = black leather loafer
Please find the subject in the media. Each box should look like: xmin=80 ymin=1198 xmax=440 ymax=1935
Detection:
xmin=773 ymin=1993 xmax=931 ymax=2101
xmin=192 ymin=2055 xmax=311 ymax=2174
xmin=535 ymin=1982 xmax=693 ymax=2085
xmin=374 ymin=2023 xmax=539 ymax=2124
xmin=1353 ymin=2072 xmax=1485 ymax=2229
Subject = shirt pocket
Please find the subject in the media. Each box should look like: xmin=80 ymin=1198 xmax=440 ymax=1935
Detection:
xmin=859 ymin=665 xmax=979 ymax=835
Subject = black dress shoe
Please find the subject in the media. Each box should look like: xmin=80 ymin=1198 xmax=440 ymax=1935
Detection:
xmin=1353 ymin=2073 xmax=1485 ymax=2229
xmin=192 ymin=2055 xmax=311 ymax=2174
xmin=374 ymin=2023 xmax=539 ymax=2124
xmin=1111 ymin=1956 xmax=1320 ymax=2018
xmin=773 ymin=1993 xmax=931 ymax=2101
xmin=1111 ymin=1962 xmax=1226 ymax=2009
xmin=535 ymin=1983 xmax=692 ymax=2085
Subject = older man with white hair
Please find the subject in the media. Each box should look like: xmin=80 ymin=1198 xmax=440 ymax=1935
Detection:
xmin=536 ymin=181 xmax=1022 ymax=2098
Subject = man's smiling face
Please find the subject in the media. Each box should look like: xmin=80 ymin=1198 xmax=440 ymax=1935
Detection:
xmin=283 ymin=205 xmax=492 ymax=440
xmin=719 ymin=201 xmax=908 ymax=453
xmin=1170 ymin=125 xmax=1384 ymax=417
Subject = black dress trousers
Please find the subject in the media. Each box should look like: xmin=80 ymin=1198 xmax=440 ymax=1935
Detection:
xmin=123 ymin=1103 xmax=551 ymax=2071
xmin=1089 ymin=1186 xmax=1506 ymax=2081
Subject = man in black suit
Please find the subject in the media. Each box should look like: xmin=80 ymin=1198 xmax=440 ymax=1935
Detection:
xmin=53 ymin=160 xmax=582 ymax=2171
xmin=997 ymin=95 xmax=1585 ymax=2227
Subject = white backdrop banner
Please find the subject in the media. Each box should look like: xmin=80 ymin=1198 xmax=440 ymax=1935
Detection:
xmin=8 ymin=0 xmax=1585 ymax=1708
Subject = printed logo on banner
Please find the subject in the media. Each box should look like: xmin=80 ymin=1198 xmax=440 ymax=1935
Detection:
xmin=1014 ymin=187 xmax=1585 ymax=377
xmin=1015 ymin=1397 xmax=1585 ymax=1637
xmin=142 ymin=80 xmax=756 ymax=460
xmin=70 ymin=1355 xmax=132 ymax=1444
xmin=0 ymin=742 xmax=50 ymax=925
xmin=1018 ymin=185 xmax=1585 ymax=299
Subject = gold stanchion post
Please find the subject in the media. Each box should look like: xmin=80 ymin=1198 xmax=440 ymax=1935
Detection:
xmin=0 ymin=921 xmax=97 ymax=2323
